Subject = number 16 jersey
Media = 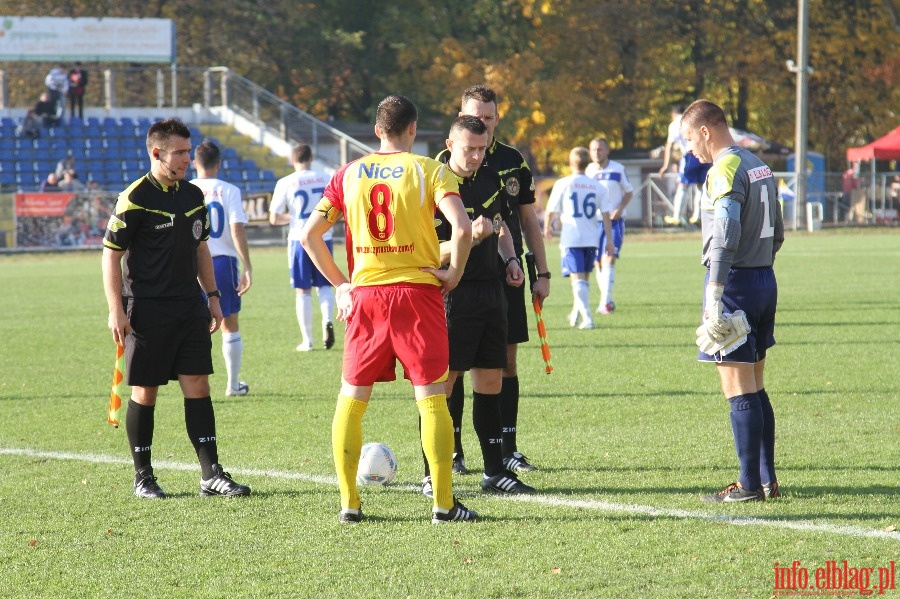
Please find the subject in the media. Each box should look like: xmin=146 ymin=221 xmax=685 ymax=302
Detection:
xmin=321 ymin=151 xmax=461 ymax=287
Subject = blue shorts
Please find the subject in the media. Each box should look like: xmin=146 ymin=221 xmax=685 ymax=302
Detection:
xmin=699 ymin=267 xmax=777 ymax=364
xmin=289 ymin=240 xmax=332 ymax=290
xmin=212 ymin=255 xmax=241 ymax=318
xmin=561 ymin=247 xmax=597 ymax=276
xmin=679 ymin=152 xmax=711 ymax=185
xmin=598 ymin=218 xmax=624 ymax=259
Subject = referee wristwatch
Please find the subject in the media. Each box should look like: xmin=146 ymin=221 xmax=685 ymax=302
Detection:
xmin=505 ymin=256 xmax=521 ymax=268
xmin=206 ymin=289 xmax=222 ymax=299
xmin=537 ymin=272 xmax=551 ymax=280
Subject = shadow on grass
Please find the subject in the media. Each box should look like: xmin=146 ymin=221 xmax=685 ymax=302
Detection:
xmin=536 ymin=484 xmax=900 ymax=502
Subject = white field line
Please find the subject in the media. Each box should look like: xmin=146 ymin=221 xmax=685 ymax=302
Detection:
xmin=2 ymin=446 xmax=897 ymax=542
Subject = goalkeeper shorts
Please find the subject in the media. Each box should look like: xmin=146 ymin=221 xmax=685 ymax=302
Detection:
xmin=699 ymin=266 xmax=777 ymax=364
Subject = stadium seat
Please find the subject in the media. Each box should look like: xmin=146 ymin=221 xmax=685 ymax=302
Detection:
xmin=35 ymin=159 xmax=56 ymax=173
xmin=86 ymin=117 xmax=101 ymax=128
xmin=16 ymin=148 xmax=37 ymax=160
xmin=15 ymin=159 xmax=36 ymax=172
xmin=0 ymin=172 xmax=17 ymax=185
xmin=118 ymin=117 xmax=135 ymax=128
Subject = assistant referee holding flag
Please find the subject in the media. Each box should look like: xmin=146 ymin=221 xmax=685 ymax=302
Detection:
xmin=102 ymin=119 xmax=251 ymax=499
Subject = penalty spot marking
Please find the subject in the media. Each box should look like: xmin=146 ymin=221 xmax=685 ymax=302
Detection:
xmin=2 ymin=446 xmax=897 ymax=542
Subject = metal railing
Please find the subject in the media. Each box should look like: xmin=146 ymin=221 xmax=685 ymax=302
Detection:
xmin=639 ymin=171 xmax=899 ymax=230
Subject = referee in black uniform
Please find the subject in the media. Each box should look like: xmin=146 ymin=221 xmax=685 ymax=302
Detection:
xmin=456 ymin=85 xmax=550 ymax=473
xmin=102 ymin=119 xmax=251 ymax=499
xmin=421 ymin=116 xmax=536 ymax=497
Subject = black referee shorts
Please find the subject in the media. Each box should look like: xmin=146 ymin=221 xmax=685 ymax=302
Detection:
xmin=446 ymin=281 xmax=508 ymax=371
xmin=503 ymin=278 xmax=529 ymax=345
xmin=125 ymin=298 xmax=214 ymax=387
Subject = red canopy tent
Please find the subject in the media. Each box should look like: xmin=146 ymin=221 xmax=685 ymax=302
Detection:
xmin=846 ymin=126 xmax=900 ymax=161
xmin=845 ymin=126 xmax=900 ymax=221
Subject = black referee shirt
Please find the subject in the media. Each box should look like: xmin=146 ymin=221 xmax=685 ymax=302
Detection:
xmin=482 ymin=138 xmax=535 ymax=257
xmin=103 ymin=173 xmax=210 ymax=300
xmin=434 ymin=156 xmax=509 ymax=283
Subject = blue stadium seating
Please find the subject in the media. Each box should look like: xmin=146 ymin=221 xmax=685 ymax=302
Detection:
xmin=0 ymin=117 xmax=273 ymax=192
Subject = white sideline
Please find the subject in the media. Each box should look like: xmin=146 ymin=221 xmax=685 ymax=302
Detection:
xmin=2 ymin=446 xmax=897 ymax=542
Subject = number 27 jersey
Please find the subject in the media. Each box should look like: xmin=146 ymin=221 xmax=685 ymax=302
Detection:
xmin=321 ymin=151 xmax=460 ymax=287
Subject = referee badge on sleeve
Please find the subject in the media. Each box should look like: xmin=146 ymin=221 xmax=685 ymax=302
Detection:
xmin=506 ymin=177 xmax=520 ymax=197
xmin=193 ymin=219 xmax=203 ymax=240
xmin=107 ymin=215 xmax=126 ymax=232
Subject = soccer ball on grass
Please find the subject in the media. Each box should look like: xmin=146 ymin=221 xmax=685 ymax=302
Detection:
xmin=356 ymin=442 xmax=397 ymax=485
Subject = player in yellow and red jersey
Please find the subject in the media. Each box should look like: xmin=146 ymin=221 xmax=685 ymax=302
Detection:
xmin=300 ymin=94 xmax=478 ymax=524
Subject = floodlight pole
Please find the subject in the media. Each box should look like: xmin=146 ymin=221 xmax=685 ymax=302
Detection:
xmin=787 ymin=0 xmax=810 ymax=231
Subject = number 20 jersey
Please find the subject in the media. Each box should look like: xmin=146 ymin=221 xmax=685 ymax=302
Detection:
xmin=322 ymin=151 xmax=461 ymax=287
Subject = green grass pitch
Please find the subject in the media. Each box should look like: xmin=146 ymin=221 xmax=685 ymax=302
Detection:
xmin=0 ymin=229 xmax=897 ymax=598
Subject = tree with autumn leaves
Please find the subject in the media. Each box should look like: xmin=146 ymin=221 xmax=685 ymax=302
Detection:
xmin=5 ymin=0 xmax=899 ymax=170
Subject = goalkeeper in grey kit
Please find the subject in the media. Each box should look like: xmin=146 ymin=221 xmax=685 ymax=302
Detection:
xmin=679 ymin=99 xmax=784 ymax=503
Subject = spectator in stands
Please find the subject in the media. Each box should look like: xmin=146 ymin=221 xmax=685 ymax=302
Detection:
xmin=67 ymin=62 xmax=88 ymax=120
xmin=44 ymin=65 xmax=68 ymax=118
xmin=55 ymin=214 xmax=84 ymax=247
xmin=40 ymin=173 xmax=61 ymax=192
xmin=15 ymin=110 xmax=42 ymax=139
xmin=89 ymin=194 xmax=114 ymax=236
xmin=58 ymin=169 xmax=88 ymax=192
xmin=55 ymin=156 xmax=77 ymax=179
xmin=34 ymin=92 xmax=60 ymax=128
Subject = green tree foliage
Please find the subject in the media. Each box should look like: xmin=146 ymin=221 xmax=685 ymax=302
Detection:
xmin=4 ymin=0 xmax=899 ymax=169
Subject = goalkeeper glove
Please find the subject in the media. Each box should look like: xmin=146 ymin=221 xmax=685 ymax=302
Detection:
xmin=696 ymin=310 xmax=751 ymax=357
xmin=703 ymin=283 xmax=732 ymax=342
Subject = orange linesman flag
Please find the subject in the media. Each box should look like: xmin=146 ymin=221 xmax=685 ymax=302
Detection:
xmin=108 ymin=343 xmax=126 ymax=427
xmin=524 ymin=252 xmax=553 ymax=374
xmin=533 ymin=298 xmax=553 ymax=374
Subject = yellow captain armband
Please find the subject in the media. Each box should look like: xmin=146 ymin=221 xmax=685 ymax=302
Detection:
xmin=314 ymin=199 xmax=341 ymax=224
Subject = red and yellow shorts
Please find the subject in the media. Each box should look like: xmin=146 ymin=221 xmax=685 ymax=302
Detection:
xmin=342 ymin=283 xmax=449 ymax=386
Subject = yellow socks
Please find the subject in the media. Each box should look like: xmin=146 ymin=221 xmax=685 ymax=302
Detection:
xmin=332 ymin=395 xmax=368 ymax=510
xmin=417 ymin=394 xmax=454 ymax=510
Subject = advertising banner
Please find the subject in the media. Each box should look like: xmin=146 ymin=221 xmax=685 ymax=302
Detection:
xmin=14 ymin=191 xmax=116 ymax=249
xmin=0 ymin=17 xmax=175 ymax=63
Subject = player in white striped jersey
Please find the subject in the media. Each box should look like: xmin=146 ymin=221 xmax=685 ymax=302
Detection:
xmin=191 ymin=140 xmax=252 ymax=397
xmin=544 ymin=147 xmax=614 ymax=329
xmin=681 ymin=99 xmax=784 ymax=503
xmin=269 ymin=144 xmax=336 ymax=351
xmin=585 ymin=138 xmax=634 ymax=315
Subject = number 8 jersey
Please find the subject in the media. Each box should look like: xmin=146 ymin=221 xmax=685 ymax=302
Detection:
xmin=319 ymin=151 xmax=461 ymax=287
xmin=701 ymin=146 xmax=784 ymax=272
